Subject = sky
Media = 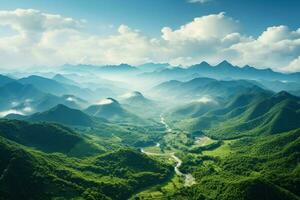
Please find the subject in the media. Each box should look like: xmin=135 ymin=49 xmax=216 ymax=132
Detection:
xmin=0 ymin=0 xmax=299 ymax=72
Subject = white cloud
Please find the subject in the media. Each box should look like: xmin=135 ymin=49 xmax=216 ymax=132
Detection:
xmin=228 ymin=26 xmax=300 ymax=71
xmin=0 ymin=109 xmax=24 ymax=117
xmin=97 ymin=98 xmax=114 ymax=105
xmin=0 ymin=9 xmax=299 ymax=72
xmin=161 ymin=12 xmax=239 ymax=41
xmin=195 ymin=96 xmax=217 ymax=104
xmin=188 ymin=0 xmax=212 ymax=4
xmin=285 ymin=56 xmax=300 ymax=72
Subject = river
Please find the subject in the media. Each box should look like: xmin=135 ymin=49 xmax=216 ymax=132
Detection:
xmin=140 ymin=114 xmax=196 ymax=187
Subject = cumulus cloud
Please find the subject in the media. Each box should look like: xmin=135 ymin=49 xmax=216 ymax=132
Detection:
xmin=227 ymin=25 xmax=300 ymax=71
xmin=285 ymin=56 xmax=300 ymax=72
xmin=0 ymin=9 xmax=299 ymax=72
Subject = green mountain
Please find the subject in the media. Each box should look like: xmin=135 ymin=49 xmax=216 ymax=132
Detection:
xmin=152 ymin=77 xmax=262 ymax=102
xmin=0 ymin=81 xmax=45 ymax=110
xmin=28 ymin=104 xmax=97 ymax=127
xmin=52 ymin=74 xmax=78 ymax=86
xmin=18 ymin=75 xmax=69 ymax=96
xmin=84 ymin=98 xmax=145 ymax=124
xmin=171 ymin=90 xmax=300 ymax=139
xmin=0 ymin=119 xmax=101 ymax=156
xmin=18 ymin=75 xmax=95 ymax=100
xmin=0 ymin=74 xmax=14 ymax=87
xmin=0 ymin=134 xmax=172 ymax=200
xmin=120 ymin=91 xmax=159 ymax=118
xmin=121 ymin=91 xmax=153 ymax=106
xmin=170 ymin=128 xmax=300 ymax=200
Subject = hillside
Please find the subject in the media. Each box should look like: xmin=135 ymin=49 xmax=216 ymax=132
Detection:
xmin=0 ymin=81 xmax=45 ymax=111
xmin=0 ymin=74 xmax=14 ymax=86
xmin=152 ymin=77 xmax=263 ymax=102
xmin=170 ymin=91 xmax=300 ymax=139
xmin=28 ymin=104 xmax=97 ymax=127
xmin=170 ymin=128 xmax=300 ymax=200
xmin=207 ymin=91 xmax=300 ymax=139
xmin=0 ymin=119 xmax=100 ymax=156
xmin=0 ymin=136 xmax=172 ymax=200
xmin=85 ymin=98 xmax=146 ymax=124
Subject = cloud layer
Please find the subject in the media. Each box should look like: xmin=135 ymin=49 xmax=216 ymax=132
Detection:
xmin=0 ymin=9 xmax=299 ymax=72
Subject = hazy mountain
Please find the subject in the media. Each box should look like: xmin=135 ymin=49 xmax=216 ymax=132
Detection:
xmin=142 ymin=60 xmax=300 ymax=83
xmin=84 ymin=98 xmax=145 ymax=123
xmin=258 ymin=80 xmax=300 ymax=93
xmin=18 ymin=75 xmax=97 ymax=100
xmin=62 ymin=63 xmax=138 ymax=74
xmin=0 ymin=81 xmax=45 ymax=111
xmin=18 ymin=75 xmax=69 ymax=96
xmin=120 ymin=91 xmax=159 ymax=118
xmin=28 ymin=104 xmax=97 ymax=127
xmin=121 ymin=91 xmax=153 ymax=106
xmin=52 ymin=74 xmax=78 ymax=85
xmin=138 ymin=63 xmax=170 ymax=72
xmin=152 ymin=77 xmax=262 ymax=101
xmin=0 ymin=74 xmax=14 ymax=86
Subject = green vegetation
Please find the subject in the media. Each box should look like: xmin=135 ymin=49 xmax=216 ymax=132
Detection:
xmin=0 ymin=131 xmax=172 ymax=199
xmin=0 ymin=70 xmax=299 ymax=200
xmin=0 ymin=119 xmax=101 ymax=157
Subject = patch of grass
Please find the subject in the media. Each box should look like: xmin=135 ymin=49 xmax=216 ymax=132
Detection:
xmin=202 ymin=140 xmax=235 ymax=158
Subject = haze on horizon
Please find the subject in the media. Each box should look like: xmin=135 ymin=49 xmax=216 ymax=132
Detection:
xmin=0 ymin=0 xmax=299 ymax=72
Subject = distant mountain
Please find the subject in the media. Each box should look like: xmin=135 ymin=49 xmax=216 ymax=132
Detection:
xmin=0 ymin=81 xmax=44 ymax=101
xmin=121 ymin=91 xmax=153 ymax=106
xmin=0 ymin=74 xmax=14 ymax=86
xmin=52 ymin=74 xmax=77 ymax=85
xmin=34 ymin=94 xmax=87 ymax=111
xmin=258 ymin=80 xmax=300 ymax=93
xmin=85 ymin=98 xmax=145 ymax=123
xmin=18 ymin=75 xmax=96 ymax=100
xmin=99 ymin=64 xmax=138 ymax=72
xmin=142 ymin=60 xmax=300 ymax=83
xmin=62 ymin=63 xmax=138 ymax=74
xmin=138 ymin=63 xmax=170 ymax=72
xmin=120 ymin=91 xmax=158 ymax=119
xmin=18 ymin=75 xmax=69 ymax=96
xmin=28 ymin=104 xmax=96 ymax=126
xmin=0 ymin=85 xmax=90 ymax=118
xmin=289 ymin=89 xmax=300 ymax=97
xmin=168 ymin=96 xmax=221 ymax=120
xmin=0 ymin=81 xmax=45 ymax=111
xmin=152 ymin=77 xmax=263 ymax=101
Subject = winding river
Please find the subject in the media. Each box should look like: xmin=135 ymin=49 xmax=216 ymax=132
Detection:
xmin=141 ymin=114 xmax=196 ymax=187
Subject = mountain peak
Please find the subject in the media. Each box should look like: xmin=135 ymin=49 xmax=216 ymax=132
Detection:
xmin=122 ymin=91 xmax=144 ymax=99
xmin=216 ymin=60 xmax=234 ymax=67
xmin=199 ymin=61 xmax=210 ymax=66
xmin=50 ymin=104 xmax=72 ymax=111
xmin=275 ymin=91 xmax=294 ymax=99
xmin=53 ymin=74 xmax=64 ymax=79
xmin=97 ymin=98 xmax=119 ymax=105
xmin=30 ymin=104 xmax=95 ymax=126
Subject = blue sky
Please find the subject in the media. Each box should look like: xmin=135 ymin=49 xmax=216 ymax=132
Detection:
xmin=0 ymin=0 xmax=299 ymax=72
xmin=1 ymin=0 xmax=299 ymax=37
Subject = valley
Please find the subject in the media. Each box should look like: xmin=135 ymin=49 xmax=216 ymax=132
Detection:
xmin=0 ymin=61 xmax=299 ymax=200
xmin=1 ymin=2 xmax=300 ymax=199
